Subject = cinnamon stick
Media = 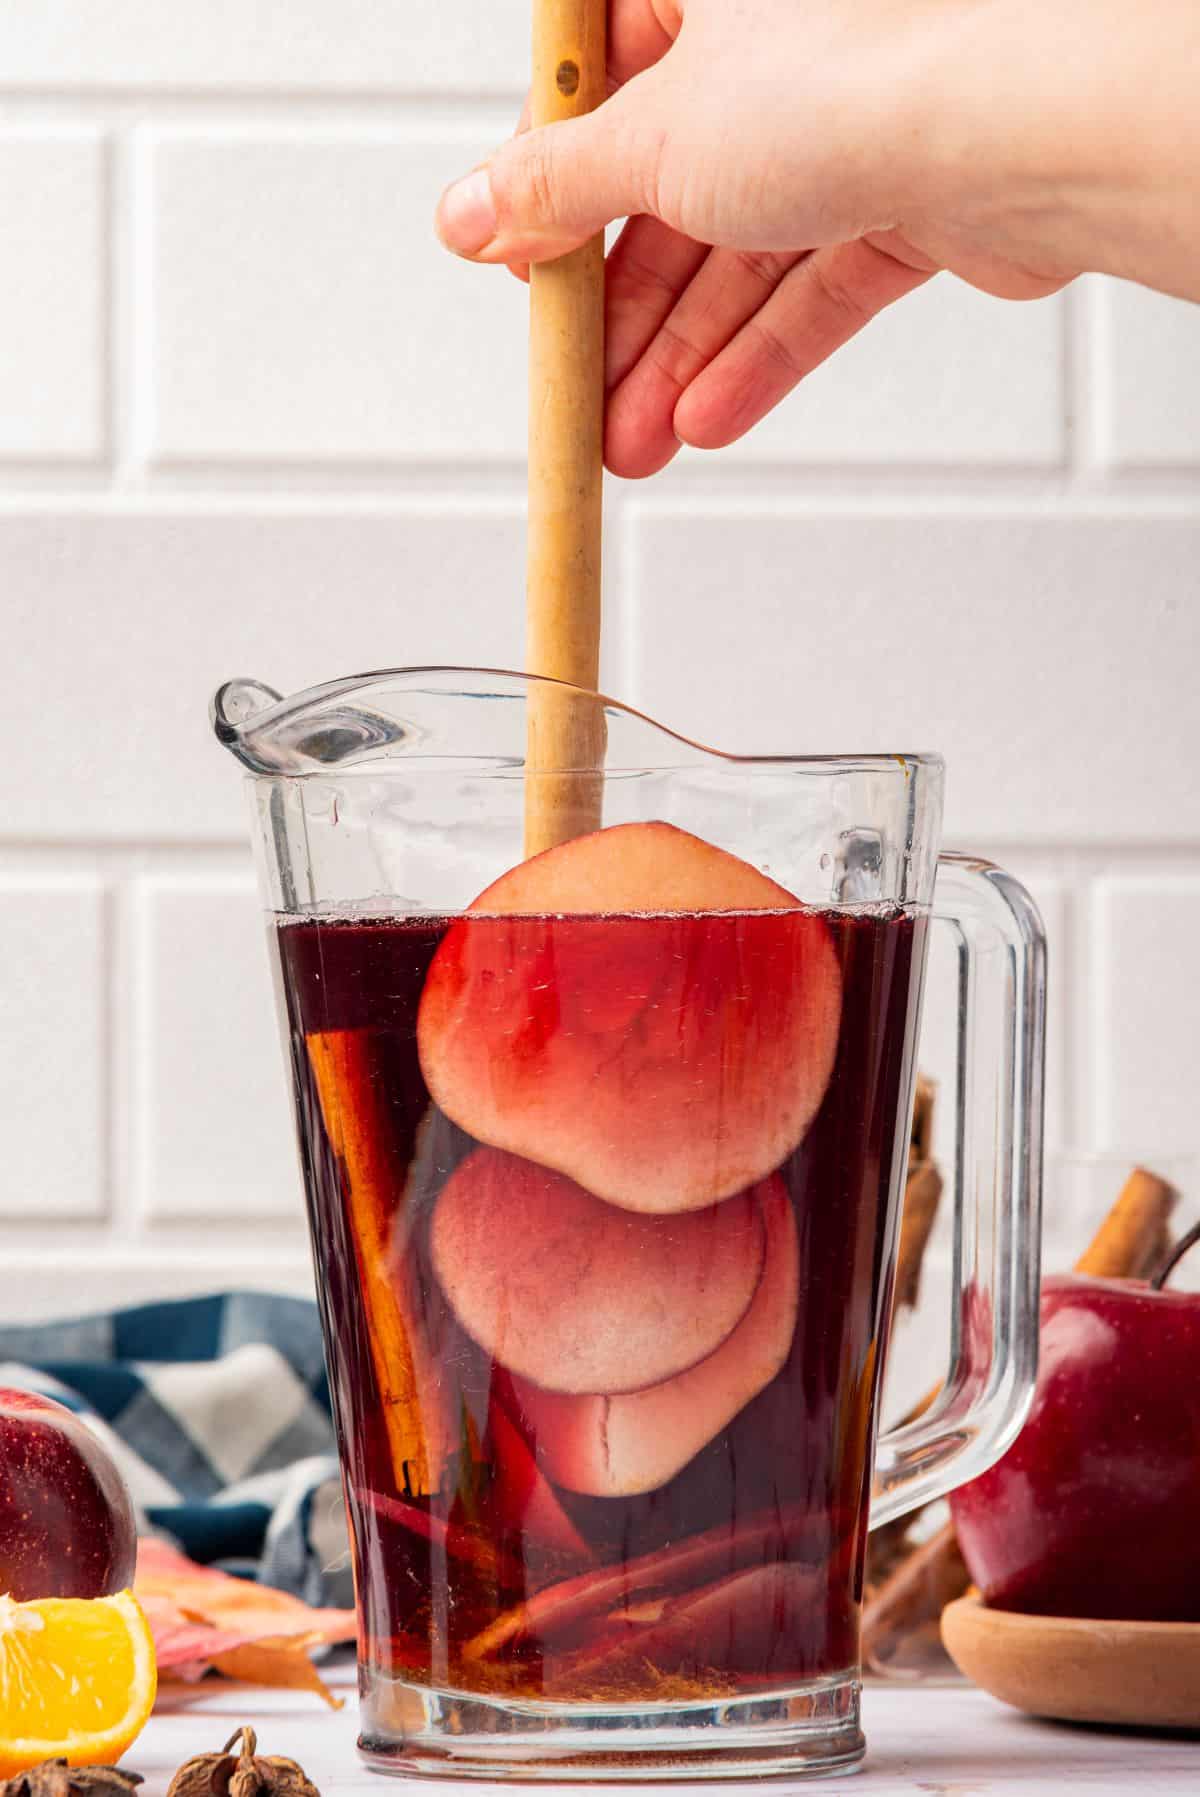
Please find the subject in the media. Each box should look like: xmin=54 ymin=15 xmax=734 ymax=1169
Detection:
xmin=898 ymin=1162 xmax=1180 ymax=1433
xmin=894 ymin=1161 xmax=943 ymax=1312
xmin=863 ymin=1164 xmax=1180 ymax=1661
xmin=909 ymin=1076 xmax=936 ymax=1168
xmin=524 ymin=0 xmax=607 ymax=856
xmin=892 ymin=1078 xmax=943 ymax=1312
xmin=1073 ymin=1164 xmax=1178 ymax=1279
xmin=307 ymin=1030 xmax=454 ymax=1499
xmin=861 ymin=1519 xmax=968 ymax=1672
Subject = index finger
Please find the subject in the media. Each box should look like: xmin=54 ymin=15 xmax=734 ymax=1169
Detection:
xmin=609 ymin=0 xmax=679 ymax=84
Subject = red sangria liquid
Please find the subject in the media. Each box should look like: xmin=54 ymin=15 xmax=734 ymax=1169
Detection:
xmin=274 ymin=869 xmax=925 ymax=1713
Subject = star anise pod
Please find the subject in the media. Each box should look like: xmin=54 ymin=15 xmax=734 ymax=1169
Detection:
xmin=166 ymin=1728 xmax=319 ymax=1797
xmin=0 ymin=1763 xmax=142 ymax=1797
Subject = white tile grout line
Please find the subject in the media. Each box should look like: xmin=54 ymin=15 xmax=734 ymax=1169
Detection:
xmin=0 ymin=91 xmax=530 ymax=123
xmin=1060 ymin=274 xmax=1081 ymax=483
xmin=122 ymin=120 xmax=155 ymax=484
xmin=1069 ymin=274 xmax=1106 ymax=485
xmin=0 ymin=465 xmax=1198 ymax=501
xmin=1058 ymin=879 xmax=1082 ymax=1153
xmin=1084 ymin=875 xmax=1111 ymax=1151
xmin=613 ymin=493 xmax=643 ymax=704
xmin=107 ymin=121 xmax=135 ymax=482
xmin=1 ymin=839 xmax=1200 ymax=868
xmin=99 ymin=877 xmax=120 ymax=1229
xmin=107 ymin=865 xmax=144 ymax=1241
xmin=97 ymin=126 xmax=117 ymax=469
xmin=600 ymin=477 xmax=633 ymax=700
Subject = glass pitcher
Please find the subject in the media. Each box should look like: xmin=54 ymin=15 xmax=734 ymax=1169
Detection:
xmin=213 ymin=667 xmax=1044 ymax=1781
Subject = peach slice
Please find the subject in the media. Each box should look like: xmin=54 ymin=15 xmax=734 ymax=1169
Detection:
xmin=417 ymin=821 xmax=843 ymax=1214
xmin=508 ymin=1176 xmax=798 ymax=1497
xmin=431 ymin=1147 xmax=766 ymax=1395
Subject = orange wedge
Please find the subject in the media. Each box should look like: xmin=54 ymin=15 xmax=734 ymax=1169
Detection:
xmin=0 ymin=1590 xmax=157 ymax=1776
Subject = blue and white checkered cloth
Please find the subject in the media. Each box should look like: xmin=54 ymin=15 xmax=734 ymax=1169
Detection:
xmin=0 ymin=1291 xmax=352 ymax=1608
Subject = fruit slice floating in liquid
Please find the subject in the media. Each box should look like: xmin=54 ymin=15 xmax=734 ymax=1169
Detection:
xmin=417 ymin=822 xmax=843 ymax=1214
xmin=432 ymin=1147 xmax=766 ymax=1394
xmin=507 ymin=1175 xmax=798 ymax=1497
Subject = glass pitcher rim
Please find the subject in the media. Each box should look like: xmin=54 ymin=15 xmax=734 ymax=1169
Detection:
xmin=212 ymin=664 xmax=946 ymax=778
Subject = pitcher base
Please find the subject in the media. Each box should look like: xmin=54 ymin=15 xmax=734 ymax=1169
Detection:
xmin=357 ymin=1670 xmax=865 ymax=1781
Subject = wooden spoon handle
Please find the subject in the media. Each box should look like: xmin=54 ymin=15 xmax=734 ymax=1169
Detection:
xmin=524 ymin=0 xmax=607 ymax=855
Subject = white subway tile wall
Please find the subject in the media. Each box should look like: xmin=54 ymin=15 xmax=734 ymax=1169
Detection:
xmin=708 ymin=284 xmax=1068 ymax=468
xmin=1094 ymin=280 xmax=1200 ymax=469
xmin=0 ymin=877 xmax=108 ymax=1220
xmin=1090 ymin=874 xmax=1200 ymax=1150
xmin=0 ymin=3 xmax=530 ymax=93
xmin=132 ymin=873 xmax=298 ymax=1223
xmin=3 ymin=12 xmax=1199 ymax=1320
xmin=144 ymin=132 xmax=530 ymax=464
xmin=0 ymin=130 xmax=107 ymax=461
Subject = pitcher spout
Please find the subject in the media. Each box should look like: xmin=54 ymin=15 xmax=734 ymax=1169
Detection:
xmin=211 ymin=674 xmax=422 ymax=776
xmin=210 ymin=666 xmax=713 ymax=780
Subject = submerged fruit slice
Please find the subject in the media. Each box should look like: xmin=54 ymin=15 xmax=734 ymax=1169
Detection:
xmin=509 ymin=1176 xmax=799 ymax=1496
xmin=432 ymin=1148 xmax=766 ymax=1394
xmin=551 ymin=1561 xmax=821 ymax=1693
xmin=486 ymin=1396 xmax=593 ymax=1564
xmin=0 ymin=1590 xmax=156 ymax=1776
xmin=462 ymin=1503 xmax=830 ymax=1663
xmin=417 ymin=822 xmax=843 ymax=1214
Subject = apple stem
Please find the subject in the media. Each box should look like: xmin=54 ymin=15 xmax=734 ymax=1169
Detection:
xmin=1150 ymin=1218 xmax=1200 ymax=1290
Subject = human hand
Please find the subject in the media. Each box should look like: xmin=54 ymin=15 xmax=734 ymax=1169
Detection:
xmin=436 ymin=0 xmax=1200 ymax=476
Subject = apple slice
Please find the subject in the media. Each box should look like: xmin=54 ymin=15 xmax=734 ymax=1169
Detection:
xmin=462 ymin=1501 xmax=832 ymax=1663
xmin=486 ymin=1396 xmax=593 ymax=1564
xmin=417 ymin=822 xmax=842 ymax=1214
xmin=356 ymin=1485 xmax=528 ymax=1590
xmin=549 ymin=1562 xmax=821 ymax=1692
xmin=508 ymin=1176 xmax=798 ymax=1497
xmin=431 ymin=1147 xmax=766 ymax=1394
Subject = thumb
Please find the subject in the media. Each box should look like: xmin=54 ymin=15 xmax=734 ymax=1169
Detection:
xmin=436 ymin=84 xmax=663 ymax=265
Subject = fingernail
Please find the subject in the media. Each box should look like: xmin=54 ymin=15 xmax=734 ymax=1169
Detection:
xmin=436 ymin=169 xmax=498 ymax=256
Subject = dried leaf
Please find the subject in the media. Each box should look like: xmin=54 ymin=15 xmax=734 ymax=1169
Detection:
xmin=136 ymin=1540 xmax=354 ymax=1705
xmin=209 ymin=1640 xmax=344 ymax=1710
xmin=136 ymin=1542 xmax=354 ymax=1645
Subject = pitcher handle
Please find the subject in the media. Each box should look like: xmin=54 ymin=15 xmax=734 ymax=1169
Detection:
xmin=872 ymin=853 xmax=1046 ymax=1525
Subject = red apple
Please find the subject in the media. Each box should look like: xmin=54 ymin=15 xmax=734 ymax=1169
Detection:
xmin=417 ymin=822 xmax=843 ymax=1214
xmin=0 ymin=1388 xmax=137 ymax=1600
xmin=949 ymin=1269 xmax=1200 ymax=1620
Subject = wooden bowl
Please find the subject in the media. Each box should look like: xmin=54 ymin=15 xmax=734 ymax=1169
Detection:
xmin=941 ymin=1595 xmax=1200 ymax=1730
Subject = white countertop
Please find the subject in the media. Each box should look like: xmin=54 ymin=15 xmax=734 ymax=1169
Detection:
xmin=140 ymin=1665 xmax=1198 ymax=1795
